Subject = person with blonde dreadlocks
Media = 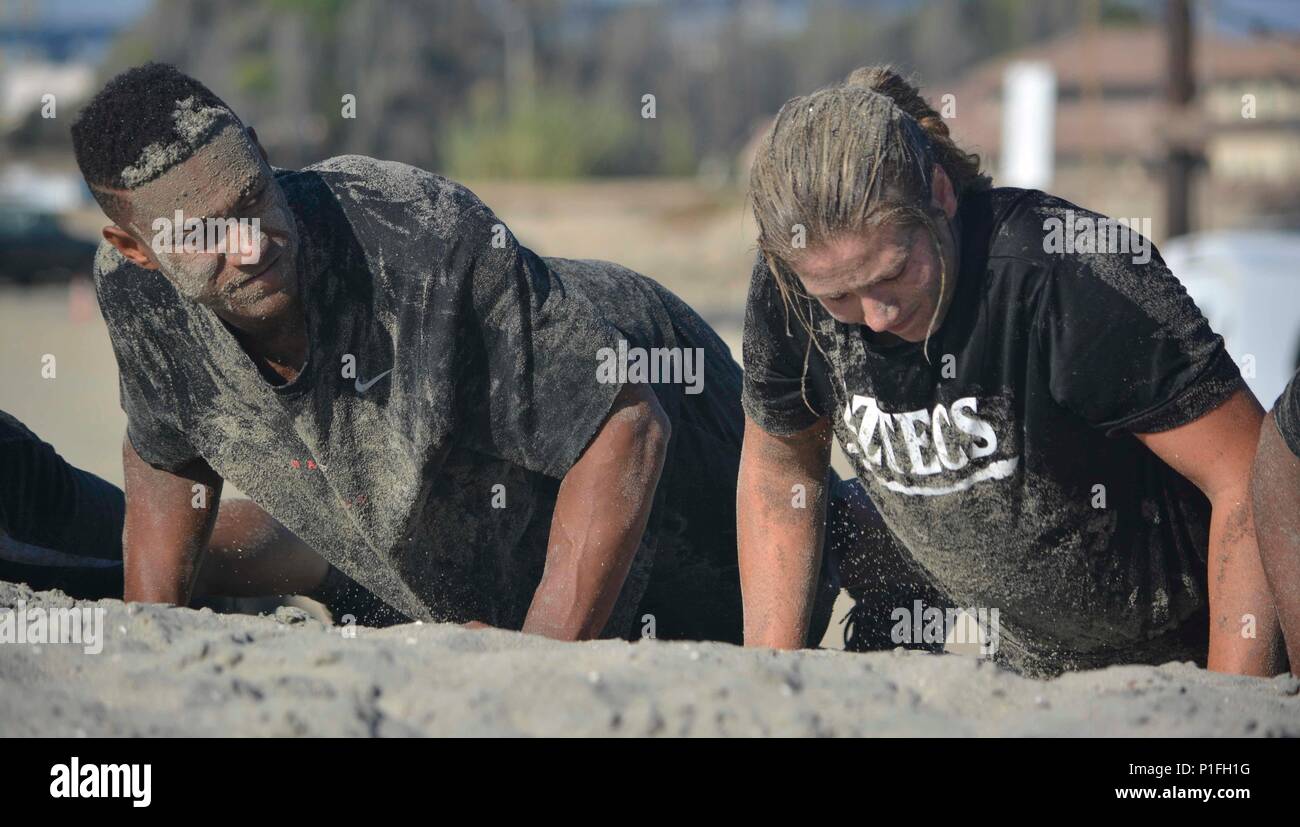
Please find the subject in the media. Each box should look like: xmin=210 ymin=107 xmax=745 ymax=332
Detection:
xmin=736 ymin=66 xmax=1287 ymax=677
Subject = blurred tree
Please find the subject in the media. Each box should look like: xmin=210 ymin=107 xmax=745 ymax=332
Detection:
xmin=73 ymin=0 xmax=1100 ymax=179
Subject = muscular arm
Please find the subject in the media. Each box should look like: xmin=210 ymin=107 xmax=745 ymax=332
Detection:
xmin=1136 ymin=388 xmax=1285 ymax=676
xmin=1250 ymin=410 xmax=1300 ymax=674
xmin=522 ymin=383 xmax=671 ymax=641
xmin=737 ymin=415 xmax=832 ymax=649
xmin=121 ymin=435 xmax=223 ymax=605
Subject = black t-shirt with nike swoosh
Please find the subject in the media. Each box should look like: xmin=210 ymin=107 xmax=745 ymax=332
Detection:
xmin=742 ymin=187 xmax=1244 ymax=672
xmin=93 ymin=155 xmax=748 ymax=639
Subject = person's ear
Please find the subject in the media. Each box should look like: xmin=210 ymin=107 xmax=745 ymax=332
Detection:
xmin=930 ymin=164 xmax=957 ymax=220
xmin=102 ymin=225 xmax=159 ymax=270
xmin=247 ymin=126 xmax=270 ymax=165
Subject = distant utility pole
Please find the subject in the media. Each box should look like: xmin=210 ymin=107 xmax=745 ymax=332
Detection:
xmin=486 ymin=0 xmax=536 ymax=116
xmin=1165 ymin=0 xmax=1198 ymax=238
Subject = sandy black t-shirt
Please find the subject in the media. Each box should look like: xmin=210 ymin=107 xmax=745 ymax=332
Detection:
xmin=742 ymin=187 xmax=1244 ymax=663
xmin=94 ymin=155 xmax=745 ymax=632
xmin=1274 ymin=369 xmax=1300 ymax=458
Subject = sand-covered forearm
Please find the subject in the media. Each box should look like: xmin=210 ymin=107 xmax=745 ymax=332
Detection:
xmin=737 ymin=416 xmax=831 ymax=649
xmin=1205 ymin=488 xmax=1284 ymax=675
xmin=121 ymin=435 xmax=222 ymax=605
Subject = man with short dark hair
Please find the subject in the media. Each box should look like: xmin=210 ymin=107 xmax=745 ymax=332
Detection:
xmin=71 ymin=63 xmax=841 ymax=642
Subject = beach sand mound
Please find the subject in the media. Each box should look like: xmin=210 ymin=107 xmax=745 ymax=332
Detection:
xmin=1 ymin=581 xmax=1296 ymax=737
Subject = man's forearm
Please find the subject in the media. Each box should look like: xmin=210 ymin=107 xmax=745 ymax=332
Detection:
xmin=122 ymin=526 xmax=203 ymax=604
xmin=121 ymin=438 xmax=222 ymax=605
xmin=1205 ymin=490 xmax=1284 ymax=675
xmin=123 ymin=491 xmax=218 ymax=604
xmin=523 ymin=385 xmax=670 ymax=640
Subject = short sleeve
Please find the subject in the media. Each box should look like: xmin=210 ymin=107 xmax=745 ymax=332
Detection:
xmin=119 ymin=372 xmax=200 ymax=472
xmin=741 ymin=253 xmax=827 ymax=435
xmin=449 ymin=206 xmax=625 ymax=479
xmin=1035 ymin=240 xmax=1244 ymax=435
xmin=92 ymin=242 xmax=201 ymax=472
xmin=1273 ymin=369 xmax=1300 ymax=458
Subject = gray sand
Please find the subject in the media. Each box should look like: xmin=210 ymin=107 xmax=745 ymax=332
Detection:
xmin=120 ymin=97 xmax=238 ymax=188
xmin=1 ymin=581 xmax=1295 ymax=737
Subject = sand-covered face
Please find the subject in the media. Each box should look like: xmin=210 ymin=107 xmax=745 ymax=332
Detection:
xmin=791 ymin=214 xmax=958 ymax=344
xmin=121 ymin=124 xmax=299 ymax=325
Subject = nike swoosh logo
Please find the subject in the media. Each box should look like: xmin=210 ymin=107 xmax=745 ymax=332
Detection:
xmin=354 ymin=368 xmax=393 ymax=394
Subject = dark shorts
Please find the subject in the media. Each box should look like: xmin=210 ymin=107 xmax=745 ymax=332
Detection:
xmin=0 ymin=547 xmax=123 ymax=600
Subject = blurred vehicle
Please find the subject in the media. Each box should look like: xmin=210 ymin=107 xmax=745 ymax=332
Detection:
xmin=1166 ymin=230 xmax=1300 ymax=408
xmin=0 ymin=204 xmax=98 ymax=285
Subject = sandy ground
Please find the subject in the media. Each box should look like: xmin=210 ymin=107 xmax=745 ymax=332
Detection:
xmin=3 ymin=581 xmax=1298 ymax=737
xmin=4 ymin=180 xmax=1296 ymax=737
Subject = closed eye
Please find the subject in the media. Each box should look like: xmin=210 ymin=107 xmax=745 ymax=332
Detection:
xmin=881 ymin=257 xmax=909 ymax=282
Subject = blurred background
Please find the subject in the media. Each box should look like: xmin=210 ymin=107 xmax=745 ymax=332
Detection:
xmin=0 ymin=1 xmax=1297 ymax=621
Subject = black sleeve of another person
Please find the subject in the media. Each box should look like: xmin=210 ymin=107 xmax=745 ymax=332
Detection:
xmin=1273 ymin=370 xmax=1300 ymax=459
xmin=0 ymin=413 xmax=125 ymax=561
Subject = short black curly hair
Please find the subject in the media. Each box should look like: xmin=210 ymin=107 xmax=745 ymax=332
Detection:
xmin=71 ymin=62 xmax=240 ymax=195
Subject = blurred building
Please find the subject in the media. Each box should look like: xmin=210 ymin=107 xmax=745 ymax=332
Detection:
xmin=0 ymin=0 xmax=124 ymax=134
xmin=0 ymin=60 xmax=93 ymax=132
xmin=941 ymin=25 xmax=1300 ymax=240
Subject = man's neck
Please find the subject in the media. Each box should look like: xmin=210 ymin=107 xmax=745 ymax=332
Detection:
xmin=223 ymin=299 xmax=309 ymax=386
